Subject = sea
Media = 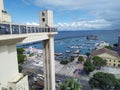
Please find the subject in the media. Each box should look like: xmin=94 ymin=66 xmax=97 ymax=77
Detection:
xmin=18 ymin=30 xmax=120 ymax=55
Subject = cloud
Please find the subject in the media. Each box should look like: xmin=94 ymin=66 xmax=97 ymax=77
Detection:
xmin=25 ymin=22 xmax=39 ymax=26
xmin=22 ymin=0 xmax=32 ymax=5
xmin=24 ymin=19 xmax=111 ymax=30
xmin=22 ymin=0 xmax=120 ymax=30
xmin=55 ymin=19 xmax=111 ymax=30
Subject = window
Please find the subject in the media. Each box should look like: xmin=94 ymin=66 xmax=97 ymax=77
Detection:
xmin=42 ymin=12 xmax=45 ymax=16
xmin=42 ymin=18 xmax=45 ymax=22
xmin=109 ymin=60 xmax=111 ymax=62
xmin=12 ymin=25 xmax=19 ymax=34
xmin=118 ymin=64 xmax=120 ymax=67
xmin=113 ymin=64 xmax=116 ymax=67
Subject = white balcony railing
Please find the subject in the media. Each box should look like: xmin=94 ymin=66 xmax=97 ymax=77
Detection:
xmin=0 ymin=23 xmax=57 ymax=35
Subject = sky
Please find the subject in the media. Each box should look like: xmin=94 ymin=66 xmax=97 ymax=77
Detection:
xmin=4 ymin=0 xmax=120 ymax=30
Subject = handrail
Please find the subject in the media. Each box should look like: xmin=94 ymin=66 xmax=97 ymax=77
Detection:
xmin=0 ymin=23 xmax=57 ymax=34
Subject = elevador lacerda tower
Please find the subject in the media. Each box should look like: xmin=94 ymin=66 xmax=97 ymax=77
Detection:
xmin=0 ymin=0 xmax=57 ymax=90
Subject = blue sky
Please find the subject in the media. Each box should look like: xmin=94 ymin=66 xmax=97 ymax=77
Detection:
xmin=4 ymin=0 xmax=120 ymax=30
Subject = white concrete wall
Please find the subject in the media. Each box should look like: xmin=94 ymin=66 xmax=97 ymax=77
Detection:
xmin=0 ymin=0 xmax=4 ymax=22
xmin=48 ymin=35 xmax=55 ymax=90
xmin=0 ymin=45 xmax=18 ymax=89
xmin=2 ymin=12 xmax=11 ymax=23
xmin=40 ymin=10 xmax=53 ymax=27
xmin=16 ymin=75 xmax=29 ymax=90
xmin=0 ymin=0 xmax=4 ymax=11
xmin=42 ymin=35 xmax=55 ymax=90
xmin=8 ymin=75 xmax=29 ymax=90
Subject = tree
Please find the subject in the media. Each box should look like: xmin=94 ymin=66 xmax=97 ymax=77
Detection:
xmin=104 ymin=45 xmax=112 ymax=49
xmin=84 ymin=59 xmax=95 ymax=75
xmin=17 ymin=48 xmax=24 ymax=54
xmin=29 ymin=53 xmax=34 ymax=57
xmin=60 ymin=60 xmax=68 ymax=65
xmin=17 ymin=48 xmax=26 ymax=64
xmin=60 ymin=78 xmax=82 ymax=90
xmin=89 ymin=72 xmax=120 ymax=90
xmin=85 ymin=52 xmax=91 ymax=58
xmin=18 ymin=54 xmax=26 ymax=64
xmin=113 ymin=43 xmax=118 ymax=47
xmin=70 ymin=57 xmax=74 ymax=62
xmin=78 ymin=56 xmax=84 ymax=62
xmin=19 ymin=65 xmax=23 ymax=72
xmin=92 ymin=56 xmax=107 ymax=69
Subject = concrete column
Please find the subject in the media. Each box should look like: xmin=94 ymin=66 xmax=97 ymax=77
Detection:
xmin=43 ymin=40 xmax=50 ymax=90
xmin=42 ymin=35 xmax=55 ymax=90
xmin=48 ymin=35 xmax=55 ymax=90
xmin=0 ymin=44 xmax=18 ymax=88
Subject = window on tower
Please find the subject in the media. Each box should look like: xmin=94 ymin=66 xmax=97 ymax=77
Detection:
xmin=42 ymin=12 xmax=45 ymax=16
xmin=42 ymin=18 xmax=45 ymax=22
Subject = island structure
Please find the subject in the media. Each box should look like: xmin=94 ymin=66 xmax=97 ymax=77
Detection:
xmin=0 ymin=0 xmax=58 ymax=90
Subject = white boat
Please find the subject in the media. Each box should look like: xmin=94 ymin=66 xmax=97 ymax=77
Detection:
xmin=70 ymin=46 xmax=80 ymax=49
xmin=66 ymin=50 xmax=71 ymax=53
xmin=74 ymin=49 xmax=80 ymax=54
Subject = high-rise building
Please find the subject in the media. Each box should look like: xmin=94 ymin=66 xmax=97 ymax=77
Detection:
xmin=0 ymin=0 xmax=11 ymax=23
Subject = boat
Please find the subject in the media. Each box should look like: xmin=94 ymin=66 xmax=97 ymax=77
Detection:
xmin=87 ymin=35 xmax=99 ymax=40
xmin=54 ymin=53 xmax=63 ymax=56
xmin=66 ymin=50 xmax=71 ymax=53
xmin=70 ymin=46 xmax=80 ymax=49
xmin=74 ymin=49 xmax=80 ymax=54
xmin=71 ymin=54 xmax=78 ymax=57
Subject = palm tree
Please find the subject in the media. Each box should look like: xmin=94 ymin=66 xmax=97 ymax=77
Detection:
xmin=60 ymin=78 xmax=82 ymax=90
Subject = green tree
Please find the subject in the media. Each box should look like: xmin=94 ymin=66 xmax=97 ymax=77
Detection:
xmin=89 ymin=72 xmax=120 ymax=90
xmin=78 ymin=56 xmax=84 ymax=62
xmin=17 ymin=48 xmax=26 ymax=64
xmin=29 ymin=53 xmax=34 ymax=57
xmin=19 ymin=65 xmax=23 ymax=72
xmin=60 ymin=60 xmax=68 ymax=65
xmin=70 ymin=57 xmax=74 ymax=62
xmin=85 ymin=52 xmax=91 ymax=58
xmin=17 ymin=48 xmax=24 ymax=54
xmin=113 ymin=43 xmax=118 ymax=47
xmin=104 ymin=45 xmax=112 ymax=49
xmin=60 ymin=78 xmax=82 ymax=90
xmin=29 ymin=87 xmax=35 ymax=90
xmin=84 ymin=59 xmax=95 ymax=75
xmin=92 ymin=56 xmax=107 ymax=69
xmin=18 ymin=54 xmax=26 ymax=64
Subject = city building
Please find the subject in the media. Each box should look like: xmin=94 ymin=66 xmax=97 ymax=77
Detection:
xmin=0 ymin=0 xmax=11 ymax=23
xmin=0 ymin=0 xmax=57 ymax=90
xmin=92 ymin=48 xmax=120 ymax=67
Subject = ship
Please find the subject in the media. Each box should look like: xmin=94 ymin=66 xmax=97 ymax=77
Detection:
xmin=87 ymin=35 xmax=99 ymax=40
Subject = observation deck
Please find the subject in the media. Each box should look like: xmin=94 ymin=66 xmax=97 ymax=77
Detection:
xmin=0 ymin=23 xmax=57 ymax=45
xmin=0 ymin=23 xmax=57 ymax=34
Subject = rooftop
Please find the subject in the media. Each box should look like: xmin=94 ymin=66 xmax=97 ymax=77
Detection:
xmin=92 ymin=48 xmax=120 ymax=58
